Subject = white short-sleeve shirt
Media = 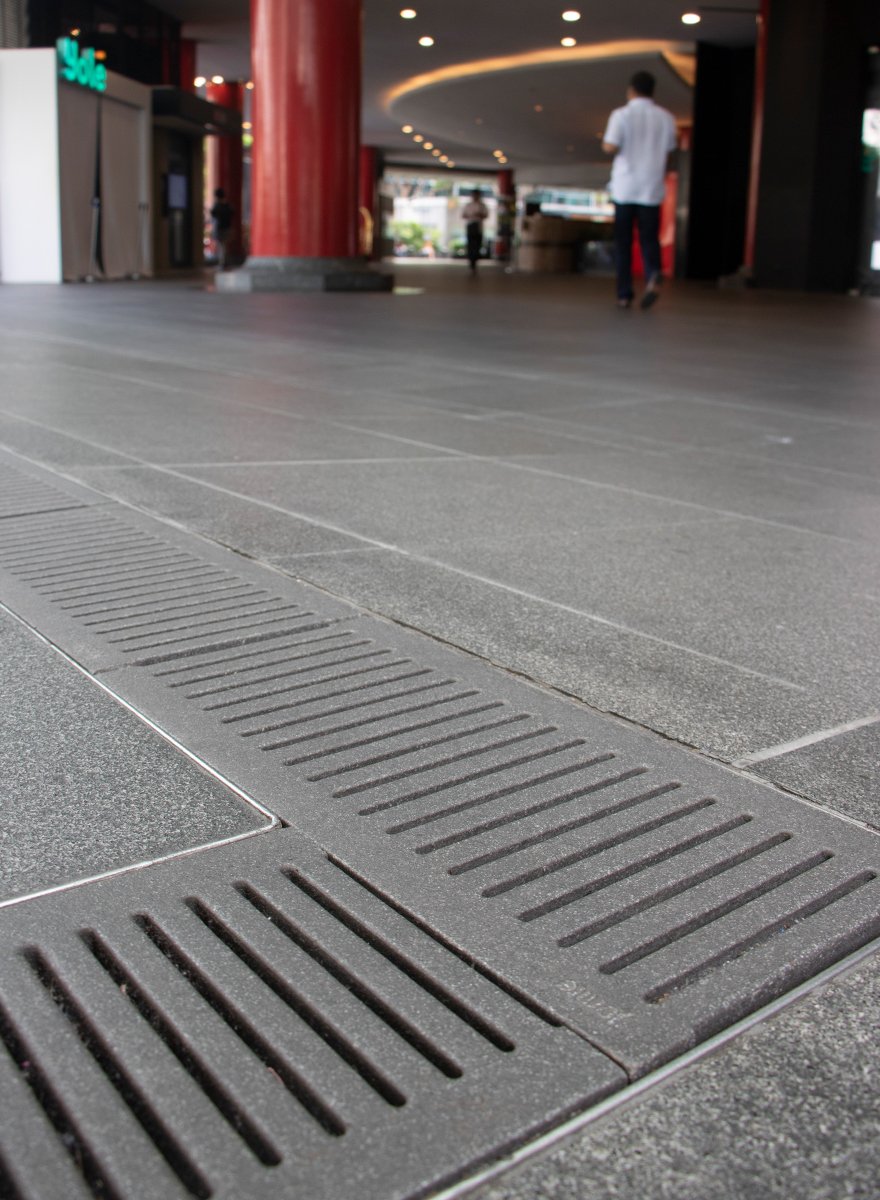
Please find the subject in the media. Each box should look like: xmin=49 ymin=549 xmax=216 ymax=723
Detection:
xmin=603 ymin=97 xmax=677 ymax=206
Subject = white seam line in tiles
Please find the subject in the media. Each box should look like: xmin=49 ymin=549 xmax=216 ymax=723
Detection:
xmin=733 ymin=712 xmax=880 ymax=767
xmin=0 ymin=435 xmax=808 ymax=694
xmin=434 ymin=936 xmax=880 ymax=1200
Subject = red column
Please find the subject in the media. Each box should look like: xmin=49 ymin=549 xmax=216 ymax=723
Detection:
xmin=743 ymin=0 xmax=770 ymax=271
xmin=206 ymin=82 xmax=245 ymax=264
xmin=178 ymin=38 xmax=197 ymax=92
xmin=496 ymin=168 xmax=515 ymax=261
xmin=250 ymin=0 xmax=361 ymax=260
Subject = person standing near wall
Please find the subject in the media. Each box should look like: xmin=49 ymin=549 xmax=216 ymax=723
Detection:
xmin=210 ymin=188 xmax=235 ymax=270
xmin=461 ymin=188 xmax=489 ymax=274
xmin=602 ymin=71 xmax=677 ymax=309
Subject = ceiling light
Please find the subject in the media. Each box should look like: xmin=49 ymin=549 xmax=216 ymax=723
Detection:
xmin=492 ymin=149 xmax=503 ymax=157
xmin=446 ymin=161 xmax=455 ymax=167
xmin=401 ymin=124 xmax=413 ymax=133
xmin=432 ymin=149 xmax=441 ymax=156
xmin=439 ymin=155 xmax=448 ymax=162
xmin=423 ymin=141 xmax=434 ymax=149
xmin=245 ymin=80 xmax=254 ymax=89
xmin=413 ymin=134 xmax=424 ymax=142
xmin=498 ymin=157 xmax=508 ymax=164
xmin=211 ymin=75 xmax=224 ymax=84
xmin=70 ymin=27 xmax=80 ymax=36
xmin=400 ymin=8 xmax=417 ymax=17
xmin=681 ymin=11 xmax=701 ymax=24
xmin=562 ymin=10 xmax=581 ymax=20
xmin=418 ymin=36 xmax=434 ymax=46
xmin=242 ymin=121 xmax=252 ymax=130
xmin=194 ymin=75 xmax=206 ymax=87
xmin=533 ymin=104 xmax=543 ymax=112
xmin=561 ymin=37 xmax=576 ymax=47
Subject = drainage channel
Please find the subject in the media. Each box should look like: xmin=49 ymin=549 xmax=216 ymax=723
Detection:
xmin=0 ymin=450 xmax=879 ymax=1198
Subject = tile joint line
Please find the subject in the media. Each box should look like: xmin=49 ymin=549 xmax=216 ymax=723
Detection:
xmin=734 ymin=711 xmax=880 ymax=767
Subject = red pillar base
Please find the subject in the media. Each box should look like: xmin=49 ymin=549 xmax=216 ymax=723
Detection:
xmin=216 ymin=256 xmax=393 ymax=292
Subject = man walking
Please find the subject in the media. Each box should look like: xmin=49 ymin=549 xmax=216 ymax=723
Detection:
xmin=461 ymin=189 xmax=489 ymax=274
xmin=602 ymin=71 xmax=677 ymax=309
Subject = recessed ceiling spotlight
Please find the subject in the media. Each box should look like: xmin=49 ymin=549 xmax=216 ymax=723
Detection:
xmin=211 ymin=75 xmax=224 ymax=84
xmin=418 ymin=35 xmax=434 ymax=46
xmin=562 ymin=9 xmax=581 ymax=20
xmin=492 ymin=150 xmax=503 ymax=157
xmin=446 ymin=161 xmax=455 ymax=168
xmin=242 ymin=120 xmax=252 ymax=130
xmin=423 ymin=142 xmax=434 ymax=149
xmin=533 ymin=104 xmax=543 ymax=112
xmin=413 ymin=134 xmax=424 ymax=142
xmin=561 ymin=37 xmax=576 ymax=47
xmin=400 ymin=7 xmax=417 ymax=16
xmin=681 ymin=11 xmax=701 ymax=24
xmin=498 ymin=157 xmax=508 ymax=164
xmin=245 ymin=80 xmax=254 ymax=89
xmin=194 ymin=75 xmax=206 ymax=87
xmin=432 ymin=149 xmax=441 ymax=156
xmin=439 ymin=155 xmax=448 ymax=162
xmin=402 ymin=124 xmax=413 ymax=133
xmin=70 ymin=27 xmax=81 ymax=35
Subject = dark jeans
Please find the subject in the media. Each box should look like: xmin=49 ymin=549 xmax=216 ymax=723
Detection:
xmin=613 ymin=203 xmax=661 ymax=300
xmin=466 ymin=222 xmax=483 ymax=268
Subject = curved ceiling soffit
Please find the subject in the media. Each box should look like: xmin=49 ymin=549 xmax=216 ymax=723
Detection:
xmin=384 ymin=39 xmax=695 ymax=113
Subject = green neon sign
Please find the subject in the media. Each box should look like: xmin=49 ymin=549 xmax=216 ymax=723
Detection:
xmin=57 ymin=38 xmax=107 ymax=92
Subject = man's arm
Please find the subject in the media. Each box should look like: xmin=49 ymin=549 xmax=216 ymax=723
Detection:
xmin=602 ymin=140 xmax=619 ymax=155
xmin=601 ymin=108 xmax=623 ymax=157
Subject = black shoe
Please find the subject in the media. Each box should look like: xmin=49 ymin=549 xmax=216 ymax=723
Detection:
xmin=640 ymin=278 xmax=660 ymax=309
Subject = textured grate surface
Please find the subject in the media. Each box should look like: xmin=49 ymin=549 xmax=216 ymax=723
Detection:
xmin=1 ymin=453 xmax=879 ymax=1077
xmin=0 ymin=832 xmax=623 ymax=1200
xmin=0 ymin=458 xmax=96 ymax=520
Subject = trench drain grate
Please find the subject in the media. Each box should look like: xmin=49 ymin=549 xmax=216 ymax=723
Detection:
xmin=1 ymin=451 xmax=879 ymax=1193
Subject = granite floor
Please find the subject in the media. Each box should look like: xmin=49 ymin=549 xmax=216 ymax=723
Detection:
xmin=0 ymin=264 xmax=878 ymax=1198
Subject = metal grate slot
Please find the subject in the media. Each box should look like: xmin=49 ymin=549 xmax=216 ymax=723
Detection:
xmin=22 ymin=948 xmax=212 ymax=1199
xmin=185 ymin=898 xmax=408 ymax=1107
xmin=81 ymin=932 xmax=283 ymax=1167
xmin=201 ymin=646 xmax=396 ymax=711
xmin=182 ymin=633 xmax=371 ymax=697
xmin=280 ymin=865 xmax=516 ymax=1053
xmin=643 ymin=870 xmax=878 ymax=1004
xmin=134 ymin=914 xmax=347 ymax=1137
xmin=443 ymin=780 xmax=682 ymax=870
xmin=233 ymin=883 xmax=464 ymax=1079
xmin=0 ymin=465 xmax=88 ymax=520
xmin=481 ymin=796 xmax=718 ymax=899
xmin=329 ymin=722 xmax=561 ymax=797
xmin=220 ymin=661 xmax=425 ymax=724
xmin=243 ymin=675 xmax=458 ymax=740
xmin=0 ymin=1005 xmax=116 ymax=1200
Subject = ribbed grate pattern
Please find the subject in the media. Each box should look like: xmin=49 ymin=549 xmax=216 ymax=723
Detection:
xmin=0 ymin=468 xmax=87 ymax=521
xmin=0 ymin=461 xmax=878 ymax=1080
xmin=0 ymin=836 xmax=620 ymax=1200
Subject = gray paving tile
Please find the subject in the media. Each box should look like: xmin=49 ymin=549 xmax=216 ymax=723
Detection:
xmin=0 ymin=414 xmax=136 ymax=468
xmin=751 ymin=723 xmax=880 ymax=830
xmin=471 ymin=951 xmax=880 ymax=1200
xmin=278 ymin=548 xmax=855 ymax=762
xmin=72 ymin=466 xmax=385 ymax=561
xmin=176 ymin=460 xmax=880 ymax=713
xmin=0 ymin=378 xmax=456 ymax=465
xmin=506 ymin=446 xmax=880 ymax=542
xmin=518 ymin=397 xmax=880 ymax=478
xmin=0 ymin=610 xmax=269 ymax=903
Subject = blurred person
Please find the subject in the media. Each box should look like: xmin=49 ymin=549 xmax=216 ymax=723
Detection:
xmin=602 ymin=71 xmax=677 ymax=310
xmin=461 ymin=189 xmax=489 ymax=274
xmin=210 ymin=188 xmax=235 ymax=270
